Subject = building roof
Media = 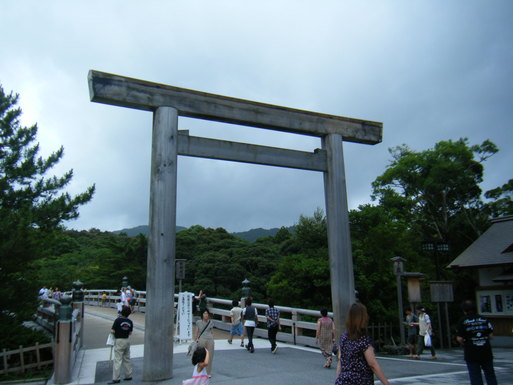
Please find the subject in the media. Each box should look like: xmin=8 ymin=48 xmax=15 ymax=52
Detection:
xmin=448 ymin=215 xmax=513 ymax=268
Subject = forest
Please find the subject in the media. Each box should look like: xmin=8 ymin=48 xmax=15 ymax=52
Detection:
xmin=2 ymin=82 xmax=513 ymax=351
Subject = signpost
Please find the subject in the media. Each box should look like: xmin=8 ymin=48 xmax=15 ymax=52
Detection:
xmin=177 ymin=292 xmax=193 ymax=342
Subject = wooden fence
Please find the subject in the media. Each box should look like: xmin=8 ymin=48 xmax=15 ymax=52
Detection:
xmin=0 ymin=342 xmax=53 ymax=375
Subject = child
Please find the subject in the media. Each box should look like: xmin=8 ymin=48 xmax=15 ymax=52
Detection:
xmin=190 ymin=346 xmax=210 ymax=382
xmin=228 ymin=300 xmax=244 ymax=347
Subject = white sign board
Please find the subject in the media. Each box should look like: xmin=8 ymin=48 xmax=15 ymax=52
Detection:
xmin=178 ymin=292 xmax=193 ymax=341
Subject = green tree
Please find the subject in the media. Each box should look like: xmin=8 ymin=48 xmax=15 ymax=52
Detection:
xmin=349 ymin=204 xmax=420 ymax=322
xmin=267 ymin=209 xmax=330 ymax=308
xmin=372 ymin=138 xmax=498 ymax=255
xmin=370 ymin=138 xmax=510 ymax=314
xmin=484 ymin=178 xmax=513 ymax=217
xmin=0 ymin=85 xmax=95 ymax=320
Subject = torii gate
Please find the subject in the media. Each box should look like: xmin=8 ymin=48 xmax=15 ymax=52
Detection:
xmin=88 ymin=70 xmax=382 ymax=381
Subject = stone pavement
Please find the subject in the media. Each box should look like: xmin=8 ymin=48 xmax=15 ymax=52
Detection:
xmin=64 ymin=306 xmax=513 ymax=385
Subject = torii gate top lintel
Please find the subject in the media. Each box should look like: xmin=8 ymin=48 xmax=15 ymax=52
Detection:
xmin=88 ymin=70 xmax=382 ymax=145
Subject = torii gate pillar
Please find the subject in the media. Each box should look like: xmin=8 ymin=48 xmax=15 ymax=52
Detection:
xmin=143 ymin=107 xmax=178 ymax=381
xmin=323 ymin=133 xmax=355 ymax=338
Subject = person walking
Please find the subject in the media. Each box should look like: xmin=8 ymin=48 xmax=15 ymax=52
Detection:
xmin=195 ymin=309 xmax=215 ymax=378
xmin=335 ymin=302 xmax=390 ymax=385
xmin=228 ymin=300 xmax=244 ymax=347
xmin=265 ymin=299 xmax=280 ymax=354
xmin=403 ymin=307 xmax=418 ymax=358
xmin=242 ymin=297 xmax=258 ymax=353
xmin=456 ymin=300 xmax=497 ymax=385
xmin=120 ymin=289 xmax=127 ymax=307
xmin=198 ymin=290 xmax=208 ymax=315
xmin=413 ymin=305 xmax=436 ymax=360
xmin=316 ymin=309 xmax=335 ymax=368
xmin=108 ymin=306 xmax=133 ymax=384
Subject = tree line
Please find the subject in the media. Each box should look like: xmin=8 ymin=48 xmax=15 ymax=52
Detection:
xmin=1 ymin=82 xmax=512 ymax=351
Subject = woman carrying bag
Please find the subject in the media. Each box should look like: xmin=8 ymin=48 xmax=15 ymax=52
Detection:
xmin=195 ymin=309 xmax=215 ymax=377
xmin=413 ymin=305 xmax=437 ymax=360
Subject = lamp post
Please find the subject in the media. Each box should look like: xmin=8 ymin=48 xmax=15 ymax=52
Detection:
xmin=422 ymin=241 xmax=449 ymax=280
xmin=391 ymin=257 xmax=406 ymax=345
xmin=422 ymin=240 xmax=450 ymax=348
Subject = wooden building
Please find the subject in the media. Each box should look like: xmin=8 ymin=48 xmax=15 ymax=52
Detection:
xmin=448 ymin=215 xmax=513 ymax=336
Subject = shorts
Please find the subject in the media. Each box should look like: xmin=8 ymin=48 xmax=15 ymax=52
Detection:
xmin=230 ymin=322 xmax=243 ymax=336
xmin=407 ymin=334 xmax=417 ymax=345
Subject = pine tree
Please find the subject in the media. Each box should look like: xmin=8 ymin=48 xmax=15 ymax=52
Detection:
xmin=0 ymin=84 xmax=95 ymax=318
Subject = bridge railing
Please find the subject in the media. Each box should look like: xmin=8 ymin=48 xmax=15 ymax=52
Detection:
xmin=83 ymin=290 xmax=395 ymax=348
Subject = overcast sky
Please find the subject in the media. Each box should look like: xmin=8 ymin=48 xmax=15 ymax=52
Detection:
xmin=2 ymin=1 xmax=512 ymax=233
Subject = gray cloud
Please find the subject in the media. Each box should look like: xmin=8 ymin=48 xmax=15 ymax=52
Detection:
xmin=1 ymin=1 xmax=512 ymax=232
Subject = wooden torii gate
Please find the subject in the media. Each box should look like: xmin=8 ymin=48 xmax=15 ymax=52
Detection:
xmin=88 ymin=70 xmax=383 ymax=381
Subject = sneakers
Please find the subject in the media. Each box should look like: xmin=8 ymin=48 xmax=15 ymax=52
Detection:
xmin=272 ymin=346 xmax=278 ymax=354
xmin=108 ymin=380 xmax=120 ymax=384
xmin=240 ymin=342 xmax=245 ymax=347
xmin=227 ymin=339 xmax=232 ymax=344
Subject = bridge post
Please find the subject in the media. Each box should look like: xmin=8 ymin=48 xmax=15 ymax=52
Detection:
xmin=323 ymin=133 xmax=355 ymax=340
xmin=53 ymin=296 xmax=73 ymax=384
xmin=143 ymin=106 xmax=178 ymax=381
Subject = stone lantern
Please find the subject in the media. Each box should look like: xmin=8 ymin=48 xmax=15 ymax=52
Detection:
xmin=72 ymin=280 xmax=84 ymax=302
xmin=241 ymin=278 xmax=251 ymax=299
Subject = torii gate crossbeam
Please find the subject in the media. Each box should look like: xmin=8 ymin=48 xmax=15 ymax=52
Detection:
xmin=88 ymin=70 xmax=383 ymax=382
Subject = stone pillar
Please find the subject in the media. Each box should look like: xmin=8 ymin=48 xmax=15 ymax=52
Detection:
xmin=322 ymin=133 xmax=355 ymax=340
xmin=143 ymin=107 xmax=178 ymax=381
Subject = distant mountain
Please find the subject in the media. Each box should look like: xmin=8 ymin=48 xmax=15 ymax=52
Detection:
xmin=113 ymin=225 xmax=186 ymax=237
xmin=113 ymin=224 xmax=293 ymax=242
xmin=232 ymin=227 xmax=287 ymax=242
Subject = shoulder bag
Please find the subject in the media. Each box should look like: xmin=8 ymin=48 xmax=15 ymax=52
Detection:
xmin=187 ymin=321 xmax=211 ymax=356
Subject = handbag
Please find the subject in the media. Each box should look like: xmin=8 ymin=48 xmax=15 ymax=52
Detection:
xmin=187 ymin=321 xmax=211 ymax=357
xmin=424 ymin=333 xmax=432 ymax=347
xmin=187 ymin=341 xmax=198 ymax=357
xmin=332 ymin=343 xmax=338 ymax=355
xmin=182 ymin=376 xmax=209 ymax=385
xmin=106 ymin=333 xmax=115 ymax=346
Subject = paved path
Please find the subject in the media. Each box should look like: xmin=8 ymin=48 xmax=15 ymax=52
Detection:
xmin=64 ymin=306 xmax=513 ymax=385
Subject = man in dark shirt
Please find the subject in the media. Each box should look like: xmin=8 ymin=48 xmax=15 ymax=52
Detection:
xmin=456 ymin=300 xmax=497 ymax=385
xmin=265 ymin=299 xmax=281 ymax=354
xmin=108 ymin=306 xmax=133 ymax=384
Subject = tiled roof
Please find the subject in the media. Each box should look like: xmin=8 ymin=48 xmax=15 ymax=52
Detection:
xmin=448 ymin=215 xmax=513 ymax=268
